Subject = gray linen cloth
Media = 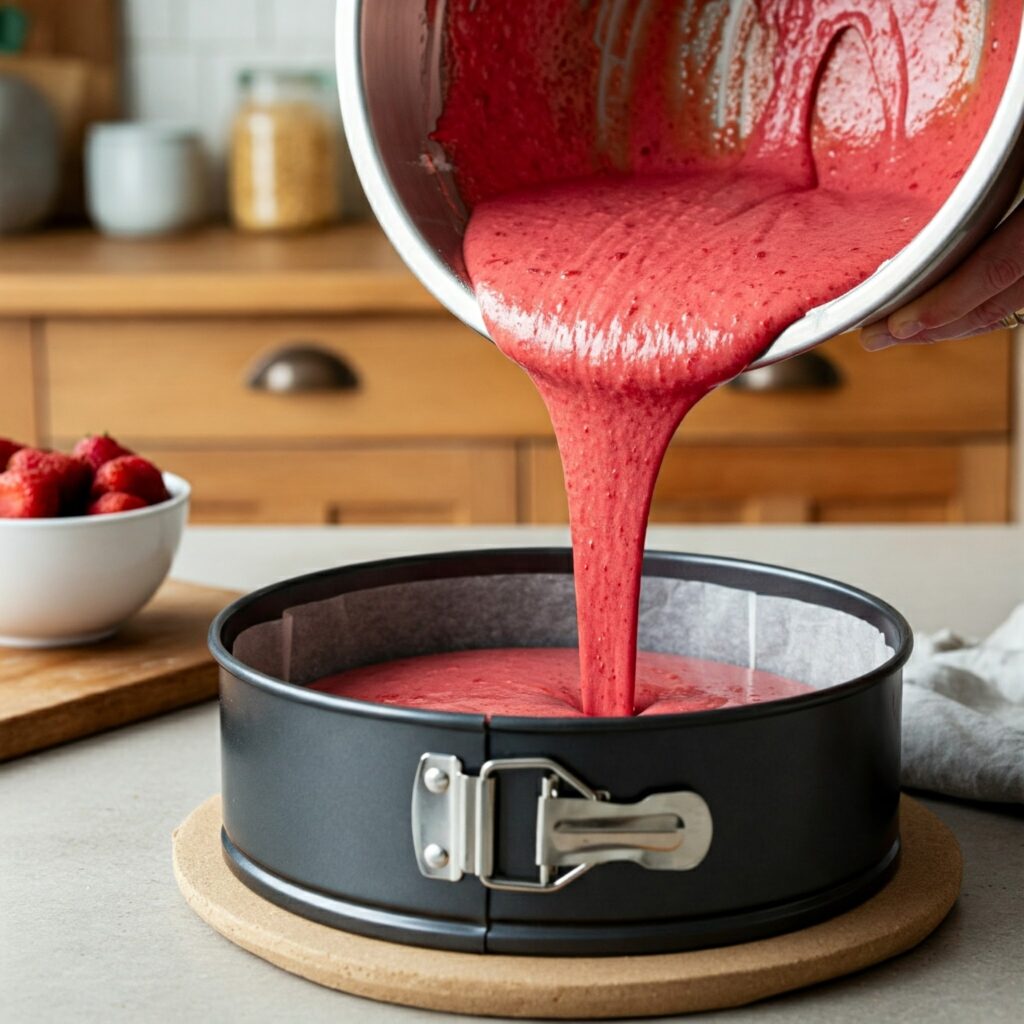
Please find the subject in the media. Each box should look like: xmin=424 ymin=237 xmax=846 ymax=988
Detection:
xmin=903 ymin=604 xmax=1024 ymax=804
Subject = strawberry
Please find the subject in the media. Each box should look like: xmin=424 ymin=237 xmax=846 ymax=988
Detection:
xmin=0 ymin=469 xmax=61 ymax=518
xmin=72 ymin=434 xmax=134 ymax=472
xmin=0 ymin=438 xmax=24 ymax=470
xmin=91 ymin=455 xmax=169 ymax=505
xmin=87 ymin=491 xmax=149 ymax=516
xmin=8 ymin=448 xmax=92 ymax=512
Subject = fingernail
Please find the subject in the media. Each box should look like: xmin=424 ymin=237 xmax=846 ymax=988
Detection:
xmin=891 ymin=320 xmax=923 ymax=340
xmin=861 ymin=329 xmax=898 ymax=352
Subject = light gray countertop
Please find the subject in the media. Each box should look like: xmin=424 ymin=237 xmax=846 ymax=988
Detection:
xmin=3 ymin=525 xmax=1023 ymax=1023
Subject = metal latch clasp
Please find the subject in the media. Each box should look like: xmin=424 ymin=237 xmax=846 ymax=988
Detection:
xmin=412 ymin=754 xmax=712 ymax=893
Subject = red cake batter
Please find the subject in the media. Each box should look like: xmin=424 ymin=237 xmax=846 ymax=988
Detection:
xmin=315 ymin=3 xmax=1017 ymax=719
xmin=310 ymin=648 xmax=810 ymax=718
xmin=437 ymin=1 xmax=1017 ymax=716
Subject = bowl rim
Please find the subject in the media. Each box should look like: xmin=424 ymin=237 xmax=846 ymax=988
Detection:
xmin=0 ymin=471 xmax=190 ymax=529
xmin=337 ymin=1 xmax=1024 ymax=370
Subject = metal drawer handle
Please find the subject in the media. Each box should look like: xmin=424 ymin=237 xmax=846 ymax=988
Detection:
xmin=246 ymin=344 xmax=360 ymax=394
xmin=728 ymin=351 xmax=841 ymax=393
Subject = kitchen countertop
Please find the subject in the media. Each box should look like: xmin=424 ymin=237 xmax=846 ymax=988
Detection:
xmin=3 ymin=525 xmax=1023 ymax=1023
xmin=0 ymin=225 xmax=438 ymax=317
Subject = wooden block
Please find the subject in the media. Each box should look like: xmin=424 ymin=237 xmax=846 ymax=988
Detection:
xmin=17 ymin=0 xmax=121 ymax=66
xmin=0 ymin=580 xmax=237 ymax=761
xmin=173 ymin=796 xmax=961 ymax=1019
xmin=0 ymin=55 xmax=92 ymax=150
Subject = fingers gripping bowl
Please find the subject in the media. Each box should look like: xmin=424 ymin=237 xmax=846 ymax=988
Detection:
xmin=0 ymin=473 xmax=190 ymax=647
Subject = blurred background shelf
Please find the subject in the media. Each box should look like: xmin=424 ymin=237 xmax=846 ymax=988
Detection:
xmin=0 ymin=225 xmax=433 ymax=315
xmin=0 ymin=3 xmax=1014 ymax=527
xmin=0 ymin=225 xmax=1014 ymax=526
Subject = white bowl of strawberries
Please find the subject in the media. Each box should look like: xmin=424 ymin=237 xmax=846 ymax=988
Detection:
xmin=0 ymin=434 xmax=189 ymax=648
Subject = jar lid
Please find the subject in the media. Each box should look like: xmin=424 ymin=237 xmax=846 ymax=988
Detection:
xmin=88 ymin=121 xmax=200 ymax=144
xmin=238 ymin=67 xmax=335 ymax=103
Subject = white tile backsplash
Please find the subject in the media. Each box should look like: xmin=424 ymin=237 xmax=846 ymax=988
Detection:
xmin=126 ymin=49 xmax=203 ymax=123
xmin=123 ymin=0 xmax=176 ymax=44
xmin=185 ymin=0 xmax=261 ymax=45
xmin=123 ymin=0 xmax=341 ymax=209
xmin=268 ymin=0 xmax=337 ymax=42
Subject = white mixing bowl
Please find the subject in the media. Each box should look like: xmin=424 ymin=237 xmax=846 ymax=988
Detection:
xmin=0 ymin=472 xmax=190 ymax=648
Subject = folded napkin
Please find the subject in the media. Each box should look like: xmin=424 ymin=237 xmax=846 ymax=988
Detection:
xmin=902 ymin=604 xmax=1024 ymax=804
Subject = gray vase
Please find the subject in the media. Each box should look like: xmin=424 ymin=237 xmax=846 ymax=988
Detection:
xmin=0 ymin=74 xmax=60 ymax=234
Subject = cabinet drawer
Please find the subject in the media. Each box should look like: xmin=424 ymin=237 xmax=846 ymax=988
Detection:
xmin=44 ymin=316 xmax=549 ymax=443
xmin=158 ymin=444 xmax=517 ymax=524
xmin=42 ymin=319 xmax=1012 ymax=447
xmin=686 ymin=331 xmax=1012 ymax=440
xmin=0 ymin=320 xmax=37 ymax=443
xmin=524 ymin=440 xmax=1011 ymax=524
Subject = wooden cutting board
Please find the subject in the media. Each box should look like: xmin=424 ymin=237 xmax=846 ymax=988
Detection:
xmin=11 ymin=0 xmax=120 ymax=65
xmin=0 ymin=580 xmax=237 ymax=761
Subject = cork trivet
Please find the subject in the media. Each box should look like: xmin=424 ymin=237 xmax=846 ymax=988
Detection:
xmin=172 ymin=795 xmax=961 ymax=1019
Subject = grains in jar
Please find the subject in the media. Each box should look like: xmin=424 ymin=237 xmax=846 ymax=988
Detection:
xmin=230 ymin=69 xmax=340 ymax=233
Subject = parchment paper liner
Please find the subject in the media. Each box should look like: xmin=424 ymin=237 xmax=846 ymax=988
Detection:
xmin=232 ymin=573 xmax=893 ymax=697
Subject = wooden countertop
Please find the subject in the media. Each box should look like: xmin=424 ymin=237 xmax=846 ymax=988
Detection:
xmin=0 ymin=224 xmax=442 ymax=317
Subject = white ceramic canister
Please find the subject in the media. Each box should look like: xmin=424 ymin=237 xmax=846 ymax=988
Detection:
xmin=86 ymin=123 xmax=208 ymax=238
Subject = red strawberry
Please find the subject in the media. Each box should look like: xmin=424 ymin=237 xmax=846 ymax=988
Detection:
xmin=0 ymin=438 xmax=24 ymax=469
xmin=72 ymin=434 xmax=134 ymax=472
xmin=8 ymin=449 xmax=92 ymax=512
xmin=0 ymin=469 xmax=61 ymax=518
xmin=87 ymin=491 xmax=149 ymax=516
xmin=8 ymin=448 xmax=52 ymax=476
xmin=91 ymin=455 xmax=169 ymax=505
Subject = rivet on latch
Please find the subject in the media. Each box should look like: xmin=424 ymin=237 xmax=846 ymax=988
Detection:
xmin=423 ymin=767 xmax=450 ymax=794
xmin=423 ymin=843 xmax=450 ymax=869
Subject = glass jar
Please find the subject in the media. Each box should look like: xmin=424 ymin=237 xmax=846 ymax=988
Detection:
xmin=229 ymin=69 xmax=340 ymax=233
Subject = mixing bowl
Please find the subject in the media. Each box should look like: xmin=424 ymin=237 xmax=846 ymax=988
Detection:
xmin=337 ymin=0 xmax=1024 ymax=368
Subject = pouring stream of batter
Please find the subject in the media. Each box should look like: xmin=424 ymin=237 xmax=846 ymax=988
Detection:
xmin=320 ymin=2 xmax=1014 ymax=718
xmin=431 ymin=0 xmax=1014 ymax=715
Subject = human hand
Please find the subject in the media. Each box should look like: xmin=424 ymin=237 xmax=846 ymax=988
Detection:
xmin=860 ymin=202 xmax=1024 ymax=351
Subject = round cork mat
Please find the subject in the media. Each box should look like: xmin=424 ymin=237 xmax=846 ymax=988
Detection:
xmin=173 ymin=795 xmax=961 ymax=1019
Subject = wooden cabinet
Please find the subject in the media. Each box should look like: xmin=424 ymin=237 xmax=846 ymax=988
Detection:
xmin=524 ymin=440 xmax=1010 ymax=525
xmin=38 ymin=320 xmax=1013 ymax=526
xmin=515 ymin=330 xmax=1016 ymax=527
xmin=681 ymin=331 xmax=1012 ymax=440
xmin=43 ymin=316 xmax=547 ymax=442
xmin=156 ymin=446 xmax=517 ymax=524
xmin=0 ymin=321 xmax=38 ymax=444
xmin=38 ymin=312 xmax=533 ymax=525
xmin=0 ymin=228 xmax=1016 ymax=525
